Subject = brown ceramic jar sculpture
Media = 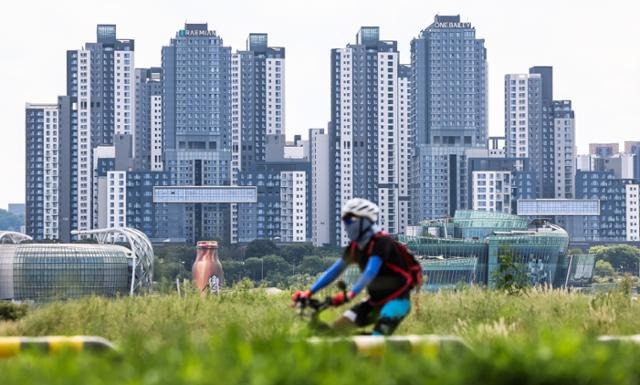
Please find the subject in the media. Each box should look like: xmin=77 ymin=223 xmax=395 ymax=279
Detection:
xmin=192 ymin=240 xmax=224 ymax=295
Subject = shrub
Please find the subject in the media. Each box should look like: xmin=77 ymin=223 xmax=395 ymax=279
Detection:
xmin=0 ymin=302 xmax=28 ymax=321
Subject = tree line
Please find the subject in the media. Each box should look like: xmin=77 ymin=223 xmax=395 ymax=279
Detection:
xmin=154 ymin=239 xmax=342 ymax=288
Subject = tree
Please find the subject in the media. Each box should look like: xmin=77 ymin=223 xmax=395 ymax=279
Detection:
xmin=262 ymin=254 xmax=292 ymax=278
xmin=221 ymin=260 xmax=245 ymax=284
xmin=492 ymin=246 xmax=528 ymax=294
xmin=594 ymin=260 xmax=615 ymax=278
xmin=590 ymin=244 xmax=640 ymax=274
xmin=243 ymin=258 xmax=264 ymax=281
xmin=298 ymin=255 xmax=337 ymax=276
xmin=154 ymin=259 xmax=189 ymax=282
xmin=568 ymin=248 xmax=584 ymax=256
xmin=279 ymin=243 xmax=315 ymax=265
xmin=245 ymin=239 xmax=279 ymax=259
xmin=155 ymin=245 xmax=196 ymax=267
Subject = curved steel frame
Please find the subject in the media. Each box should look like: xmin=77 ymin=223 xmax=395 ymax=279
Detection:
xmin=71 ymin=227 xmax=154 ymax=295
xmin=0 ymin=231 xmax=33 ymax=244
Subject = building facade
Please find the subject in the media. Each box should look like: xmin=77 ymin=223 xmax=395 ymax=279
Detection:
xmin=467 ymin=156 xmax=536 ymax=214
xmin=310 ymin=128 xmax=330 ymax=246
xmin=504 ymin=67 xmax=575 ymax=200
xmin=575 ymin=170 xmax=635 ymax=241
xmin=234 ymin=135 xmax=311 ymax=243
xmin=329 ymin=26 xmax=411 ymax=245
xmin=410 ymin=15 xmax=488 ymax=224
xmin=66 ymin=25 xmax=136 ymax=236
xmin=162 ymin=23 xmax=232 ymax=243
xmin=25 ymin=103 xmax=60 ymax=240
xmin=504 ymin=73 xmax=542 ymax=162
xmin=399 ymin=211 xmax=588 ymax=290
xmin=135 ymin=67 xmax=163 ymax=171
xmin=229 ymin=33 xmax=291 ymax=243
xmin=552 ymin=100 xmax=576 ymax=199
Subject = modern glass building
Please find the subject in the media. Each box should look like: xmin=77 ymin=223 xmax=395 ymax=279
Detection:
xmin=398 ymin=211 xmax=592 ymax=290
xmin=0 ymin=244 xmax=131 ymax=302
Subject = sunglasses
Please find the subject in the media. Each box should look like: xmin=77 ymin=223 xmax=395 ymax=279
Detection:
xmin=342 ymin=215 xmax=358 ymax=225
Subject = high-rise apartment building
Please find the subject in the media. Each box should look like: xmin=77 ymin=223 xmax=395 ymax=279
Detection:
xmin=162 ymin=23 xmax=232 ymax=243
xmin=410 ymin=15 xmax=488 ymax=224
xmin=552 ymin=100 xmax=576 ymax=198
xmin=329 ymin=26 xmax=411 ymax=245
xmin=467 ymin=156 xmax=536 ymax=214
xmin=310 ymin=128 xmax=330 ymax=246
xmin=230 ymin=33 xmax=291 ymax=243
xmin=231 ymin=33 xmax=285 ymax=178
xmin=626 ymin=184 xmax=640 ymax=241
xmin=26 ymin=25 xmax=135 ymax=241
xmin=504 ymin=73 xmax=542 ymax=163
xmin=135 ymin=67 xmax=163 ymax=171
xmin=66 ymin=24 xmax=136 ymax=236
xmin=575 ymin=170 xmax=635 ymax=241
xmin=505 ymin=67 xmax=575 ymax=199
xmin=25 ymin=103 xmax=60 ymax=240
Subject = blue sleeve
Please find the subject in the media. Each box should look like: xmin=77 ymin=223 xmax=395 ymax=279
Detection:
xmin=310 ymin=258 xmax=347 ymax=294
xmin=350 ymin=256 xmax=382 ymax=296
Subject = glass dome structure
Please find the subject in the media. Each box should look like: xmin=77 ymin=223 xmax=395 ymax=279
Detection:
xmin=0 ymin=244 xmax=131 ymax=302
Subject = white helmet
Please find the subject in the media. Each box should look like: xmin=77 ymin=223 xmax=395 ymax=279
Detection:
xmin=341 ymin=198 xmax=379 ymax=223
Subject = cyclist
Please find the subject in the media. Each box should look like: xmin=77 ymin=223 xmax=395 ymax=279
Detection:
xmin=293 ymin=198 xmax=419 ymax=336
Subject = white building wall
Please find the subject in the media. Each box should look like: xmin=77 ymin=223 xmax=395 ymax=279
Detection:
xmin=230 ymin=53 xmax=242 ymax=244
xmin=280 ymin=171 xmax=306 ymax=242
xmin=76 ymin=49 xmax=92 ymax=232
xmin=310 ymin=129 xmax=330 ymax=246
xmin=40 ymin=105 xmax=60 ymax=239
xmin=472 ymin=171 xmax=512 ymax=213
xmin=576 ymin=154 xmax=594 ymax=171
xmin=398 ymin=73 xmax=411 ymax=235
xmin=107 ymin=171 xmax=127 ymax=229
xmin=114 ymin=50 xmax=135 ymax=149
xmin=338 ymin=48 xmax=353 ymax=246
xmin=150 ymin=95 xmax=163 ymax=171
xmin=554 ymin=116 xmax=576 ymax=198
xmin=283 ymin=146 xmax=305 ymax=159
xmin=266 ymin=58 xmax=284 ymax=135
xmin=96 ymin=175 xmax=109 ymax=230
xmin=505 ymin=74 xmax=537 ymax=160
xmin=626 ymin=184 xmax=640 ymax=241
xmin=230 ymin=53 xmax=242 ymax=184
xmin=489 ymin=148 xmax=506 ymax=158
xmin=377 ymin=52 xmax=399 ymax=235
xmin=92 ymin=146 xmax=116 ymax=229
xmin=620 ymin=153 xmax=635 ymax=179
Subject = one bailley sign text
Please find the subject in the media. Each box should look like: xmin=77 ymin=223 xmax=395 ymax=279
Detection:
xmin=433 ymin=22 xmax=472 ymax=29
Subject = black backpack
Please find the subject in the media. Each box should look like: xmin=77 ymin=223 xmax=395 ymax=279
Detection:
xmin=354 ymin=231 xmax=423 ymax=292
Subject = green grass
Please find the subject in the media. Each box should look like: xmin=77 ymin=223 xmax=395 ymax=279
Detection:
xmin=2 ymin=288 xmax=640 ymax=384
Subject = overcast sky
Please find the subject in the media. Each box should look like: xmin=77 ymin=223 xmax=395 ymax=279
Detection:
xmin=1 ymin=0 xmax=638 ymax=208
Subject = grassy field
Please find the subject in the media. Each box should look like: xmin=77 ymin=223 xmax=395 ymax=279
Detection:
xmin=2 ymin=287 xmax=640 ymax=384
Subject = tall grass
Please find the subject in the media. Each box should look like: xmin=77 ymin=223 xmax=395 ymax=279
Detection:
xmin=2 ymin=288 xmax=640 ymax=384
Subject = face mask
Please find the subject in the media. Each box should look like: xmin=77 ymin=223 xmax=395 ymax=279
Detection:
xmin=345 ymin=218 xmax=362 ymax=241
xmin=344 ymin=217 xmax=374 ymax=244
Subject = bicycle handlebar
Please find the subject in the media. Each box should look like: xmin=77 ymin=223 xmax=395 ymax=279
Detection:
xmin=295 ymin=280 xmax=348 ymax=317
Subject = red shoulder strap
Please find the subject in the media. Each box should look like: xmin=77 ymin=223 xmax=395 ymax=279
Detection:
xmin=349 ymin=241 xmax=357 ymax=259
